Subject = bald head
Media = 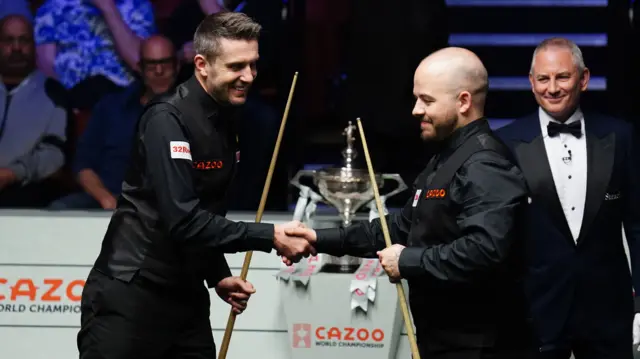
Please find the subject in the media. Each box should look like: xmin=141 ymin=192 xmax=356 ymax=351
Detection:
xmin=0 ymin=15 xmax=32 ymax=37
xmin=140 ymin=35 xmax=175 ymax=60
xmin=139 ymin=35 xmax=179 ymax=98
xmin=416 ymin=47 xmax=488 ymax=106
xmin=412 ymin=47 xmax=489 ymax=141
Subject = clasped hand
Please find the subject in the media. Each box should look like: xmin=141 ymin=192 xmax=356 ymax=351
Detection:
xmin=273 ymin=223 xmax=405 ymax=284
xmin=273 ymin=221 xmax=318 ymax=265
xmin=215 ymin=276 xmax=255 ymax=314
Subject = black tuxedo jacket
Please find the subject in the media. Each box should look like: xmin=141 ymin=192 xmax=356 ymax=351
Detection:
xmin=496 ymin=112 xmax=640 ymax=349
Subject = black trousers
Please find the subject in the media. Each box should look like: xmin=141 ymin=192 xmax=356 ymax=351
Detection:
xmin=77 ymin=269 xmax=214 ymax=359
xmin=415 ymin=321 xmax=535 ymax=359
xmin=534 ymin=301 xmax=634 ymax=359
xmin=534 ymin=337 xmax=633 ymax=359
xmin=417 ymin=338 xmax=534 ymax=359
xmin=418 ymin=346 xmax=533 ymax=359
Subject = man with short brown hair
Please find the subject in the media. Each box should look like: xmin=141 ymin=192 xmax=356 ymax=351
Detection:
xmin=190 ymin=11 xmax=261 ymax=106
xmin=77 ymin=12 xmax=312 ymax=359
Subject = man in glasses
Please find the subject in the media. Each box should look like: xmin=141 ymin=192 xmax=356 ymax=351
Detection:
xmin=49 ymin=34 xmax=180 ymax=210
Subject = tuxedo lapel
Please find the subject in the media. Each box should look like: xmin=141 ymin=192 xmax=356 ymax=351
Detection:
xmin=577 ymin=131 xmax=615 ymax=242
xmin=515 ymin=136 xmax=575 ymax=245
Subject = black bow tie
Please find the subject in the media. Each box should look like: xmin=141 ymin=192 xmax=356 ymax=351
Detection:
xmin=547 ymin=121 xmax=582 ymax=138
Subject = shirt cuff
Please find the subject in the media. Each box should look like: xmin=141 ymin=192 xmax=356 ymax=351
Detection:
xmin=314 ymin=228 xmax=344 ymax=256
xmin=245 ymin=222 xmax=276 ymax=253
xmin=205 ymin=257 xmax=233 ymax=288
xmin=398 ymin=247 xmax=426 ymax=279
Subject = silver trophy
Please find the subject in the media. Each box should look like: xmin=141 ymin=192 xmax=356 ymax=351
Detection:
xmin=290 ymin=121 xmax=408 ymax=273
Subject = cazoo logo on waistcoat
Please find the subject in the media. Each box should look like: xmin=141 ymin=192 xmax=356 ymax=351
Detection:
xmin=192 ymin=160 xmax=224 ymax=170
xmin=425 ymin=189 xmax=446 ymax=199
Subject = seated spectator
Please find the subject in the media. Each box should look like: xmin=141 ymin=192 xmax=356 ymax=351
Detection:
xmin=49 ymin=35 xmax=179 ymax=210
xmin=33 ymin=0 xmax=156 ymax=110
xmin=0 ymin=15 xmax=67 ymax=207
xmin=0 ymin=0 xmax=32 ymax=22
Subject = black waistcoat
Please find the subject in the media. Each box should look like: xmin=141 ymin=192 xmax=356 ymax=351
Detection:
xmin=95 ymin=77 xmax=241 ymax=287
xmin=405 ymin=121 xmax=524 ymax=332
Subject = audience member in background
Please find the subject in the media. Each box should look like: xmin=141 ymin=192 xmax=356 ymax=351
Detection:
xmin=33 ymin=0 xmax=156 ymax=110
xmin=164 ymin=0 xmax=225 ymax=82
xmin=148 ymin=0 xmax=183 ymax=30
xmin=49 ymin=35 xmax=179 ymax=210
xmin=497 ymin=38 xmax=640 ymax=358
xmin=0 ymin=0 xmax=32 ymax=22
xmin=0 ymin=15 xmax=67 ymax=207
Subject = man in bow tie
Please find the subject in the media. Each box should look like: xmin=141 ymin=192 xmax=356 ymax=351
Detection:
xmin=496 ymin=37 xmax=640 ymax=358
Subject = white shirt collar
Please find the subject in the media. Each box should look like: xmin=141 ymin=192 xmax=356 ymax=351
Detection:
xmin=539 ymin=106 xmax=585 ymax=138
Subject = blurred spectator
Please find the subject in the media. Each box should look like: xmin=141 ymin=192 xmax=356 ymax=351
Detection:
xmin=0 ymin=0 xmax=32 ymax=22
xmin=49 ymin=35 xmax=179 ymax=210
xmin=164 ymin=0 xmax=225 ymax=82
xmin=149 ymin=0 xmax=182 ymax=26
xmin=0 ymin=15 xmax=67 ymax=207
xmin=150 ymin=0 xmax=227 ymax=33
xmin=33 ymin=0 xmax=156 ymax=110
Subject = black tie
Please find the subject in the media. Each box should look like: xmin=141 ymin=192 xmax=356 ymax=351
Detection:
xmin=547 ymin=121 xmax=582 ymax=138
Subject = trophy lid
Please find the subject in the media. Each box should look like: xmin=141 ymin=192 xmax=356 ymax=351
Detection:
xmin=314 ymin=119 xmax=383 ymax=184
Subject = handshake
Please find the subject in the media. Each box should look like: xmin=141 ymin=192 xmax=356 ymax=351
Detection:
xmin=272 ymin=220 xmax=317 ymax=266
xmin=270 ymin=220 xmax=405 ymax=282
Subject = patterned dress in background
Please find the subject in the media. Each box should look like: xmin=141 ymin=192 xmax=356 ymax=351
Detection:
xmin=34 ymin=0 xmax=156 ymax=89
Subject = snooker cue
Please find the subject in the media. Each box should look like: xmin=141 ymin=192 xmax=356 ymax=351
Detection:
xmin=217 ymin=72 xmax=299 ymax=359
xmin=355 ymin=118 xmax=422 ymax=359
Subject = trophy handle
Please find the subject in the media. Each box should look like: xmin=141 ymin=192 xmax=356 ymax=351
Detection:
xmin=379 ymin=174 xmax=408 ymax=199
xmin=290 ymin=169 xmax=317 ymax=190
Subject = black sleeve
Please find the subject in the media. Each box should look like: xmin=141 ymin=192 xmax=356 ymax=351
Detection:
xmin=140 ymin=107 xmax=275 ymax=254
xmin=314 ymin=196 xmax=414 ymax=258
xmin=397 ymin=154 xmax=527 ymax=282
xmin=619 ymin=123 xmax=640 ymax=312
xmin=205 ymin=253 xmax=233 ymax=288
xmin=44 ymin=77 xmax=69 ymax=109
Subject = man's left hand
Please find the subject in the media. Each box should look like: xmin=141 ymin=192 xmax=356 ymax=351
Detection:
xmin=215 ymin=276 xmax=256 ymax=315
xmin=377 ymin=244 xmax=405 ymax=283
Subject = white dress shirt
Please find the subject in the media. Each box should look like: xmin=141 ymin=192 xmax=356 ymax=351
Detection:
xmin=539 ymin=107 xmax=588 ymax=243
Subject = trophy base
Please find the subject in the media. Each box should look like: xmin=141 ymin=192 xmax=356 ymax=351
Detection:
xmin=320 ymin=255 xmax=362 ymax=274
xmin=321 ymin=263 xmax=360 ymax=274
